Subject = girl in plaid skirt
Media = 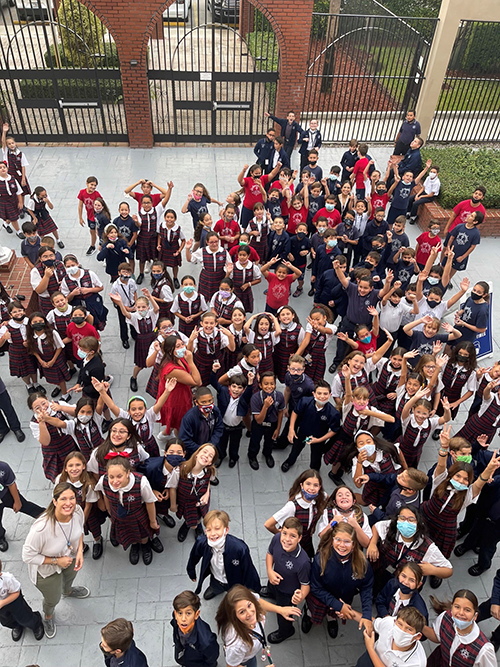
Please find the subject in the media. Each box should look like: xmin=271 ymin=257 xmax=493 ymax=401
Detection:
xmin=26 ymin=312 xmax=71 ymax=401
xmin=0 ymin=157 xmax=23 ymax=237
xmin=0 ymin=301 xmax=38 ymax=392
xmin=171 ymin=275 xmax=208 ymax=337
xmin=156 ymin=208 xmax=185 ymax=285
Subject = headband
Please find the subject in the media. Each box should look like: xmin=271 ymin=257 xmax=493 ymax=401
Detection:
xmin=127 ymin=395 xmax=147 ymax=408
xmin=354 ymin=429 xmax=373 ymax=441
xmin=104 ymin=223 xmax=117 ymax=234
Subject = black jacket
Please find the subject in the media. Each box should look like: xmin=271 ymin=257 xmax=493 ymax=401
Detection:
xmin=171 ymin=614 xmax=219 ymax=667
xmin=299 ymin=128 xmax=322 ymax=155
xmin=104 ymin=640 xmax=148 ymax=667
xmin=77 ymin=355 xmax=106 ymax=400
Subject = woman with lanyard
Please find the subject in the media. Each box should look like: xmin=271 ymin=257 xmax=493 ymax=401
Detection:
xmin=22 ymin=482 xmax=89 ymax=639
xmin=216 ymin=584 xmax=301 ymax=667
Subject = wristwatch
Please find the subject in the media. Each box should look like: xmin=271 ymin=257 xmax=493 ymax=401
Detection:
xmin=51 ymin=557 xmax=58 ymax=565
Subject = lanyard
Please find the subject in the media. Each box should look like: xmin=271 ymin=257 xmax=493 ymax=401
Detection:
xmin=250 ymin=622 xmax=273 ymax=664
xmin=57 ymin=518 xmax=74 ymax=554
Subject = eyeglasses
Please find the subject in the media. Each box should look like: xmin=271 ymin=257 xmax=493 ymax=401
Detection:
xmin=333 ymin=538 xmax=353 ymax=546
xmin=111 ymin=429 xmax=129 ymax=436
xmin=399 ymin=516 xmax=417 ymax=524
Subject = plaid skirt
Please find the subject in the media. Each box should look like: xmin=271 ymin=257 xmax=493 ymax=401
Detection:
xmin=234 ymin=287 xmax=254 ymax=314
xmin=13 ymin=174 xmax=30 ymax=196
xmin=194 ymin=350 xmax=217 ymax=386
xmin=178 ymin=318 xmax=197 ymax=337
xmin=421 ymin=504 xmax=457 ymax=559
xmin=324 ymin=431 xmax=350 ymax=465
xmin=42 ymin=436 xmax=76 ymax=482
xmin=85 ymin=504 xmax=108 ymax=539
xmin=160 ymin=246 xmax=182 ymax=268
xmin=362 ymin=480 xmax=387 ymax=506
xmin=0 ymin=196 xmax=20 ymax=222
xmin=306 ymin=593 xmax=335 ymax=624
xmin=250 ymin=238 xmax=267 ymax=263
xmin=112 ymin=507 xmax=155 ymax=549
xmin=456 ymin=416 xmax=497 ymax=445
xmin=158 ymin=301 xmax=172 ymax=320
xmin=39 ymin=353 xmax=70 ymax=385
xmin=136 ymin=231 xmax=158 ymax=263
xmin=176 ymin=476 xmax=210 ymax=527
xmin=35 ymin=212 xmax=58 ymax=236
xmin=9 ymin=344 xmax=37 ymax=378
xmin=134 ymin=331 xmax=156 ymax=369
xmin=305 ymin=355 xmax=326 ymax=383
xmin=146 ymin=364 xmax=160 ymax=399
xmin=37 ymin=295 xmax=53 ymax=316
xmin=142 ymin=434 xmax=160 ymax=457
xmin=198 ymin=268 xmax=225 ymax=301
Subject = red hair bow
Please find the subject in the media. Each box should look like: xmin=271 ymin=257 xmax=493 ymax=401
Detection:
xmin=104 ymin=451 xmax=130 ymax=460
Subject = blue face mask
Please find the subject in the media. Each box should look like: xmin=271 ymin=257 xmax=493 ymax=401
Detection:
xmin=77 ymin=348 xmax=87 ymax=360
xmin=453 ymin=617 xmax=473 ymax=630
xmin=397 ymin=520 xmax=417 ymax=539
xmin=302 ymin=489 xmax=319 ymax=501
xmin=361 ymin=443 xmax=376 ymax=457
xmin=327 ymin=239 xmax=337 ymax=248
xmin=450 ymin=478 xmax=468 ymax=492
xmin=166 ymin=454 xmax=185 ymax=467
xmin=360 ymin=335 xmax=371 ymax=344
xmin=183 ymin=286 xmax=195 ymax=295
xmin=427 ymin=276 xmax=439 ymax=285
xmin=398 ymin=580 xmax=414 ymax=595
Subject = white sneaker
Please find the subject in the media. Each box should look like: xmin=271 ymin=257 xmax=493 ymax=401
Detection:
xmin=43 ymin=616 xmax=56 ymax=639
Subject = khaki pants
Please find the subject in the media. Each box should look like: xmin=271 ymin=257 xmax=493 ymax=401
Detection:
xmin=35 ymin=561 xmax=78 ymax=617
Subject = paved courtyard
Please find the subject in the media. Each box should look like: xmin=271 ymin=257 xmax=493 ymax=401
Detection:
xmin=0 ymin=145 xmax=499 ymax=667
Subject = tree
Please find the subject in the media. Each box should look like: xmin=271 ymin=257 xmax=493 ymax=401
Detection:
xmin=57 ymin=0 xmax=106 ymax=67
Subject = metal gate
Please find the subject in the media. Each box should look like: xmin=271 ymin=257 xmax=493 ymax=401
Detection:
xmin=0 ymin=0 xmax=128 ymax=143
xmin=428 ymin=20 xmax=500 ymax=143
xmin=148 ymin=0 xmax=279 ymax=143
xmin=302 ymin=0 xmax=438 ymax=142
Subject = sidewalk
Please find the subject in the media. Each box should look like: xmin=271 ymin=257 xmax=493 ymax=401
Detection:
xmin=0 ymin=145 xmax=498 ymax=667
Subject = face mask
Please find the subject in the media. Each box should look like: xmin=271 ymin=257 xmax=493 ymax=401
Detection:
xmin=309 ymin=160 xmax=317 ymax=166
xmin=66 ymin=265 xmax=79 ymax=276
xmin=403 ymin=259 xmax=412 ymax=265
xmin=353 ymin=401 xmax=366 ymax=411
xmin=317 ymin=227 xmax=326 ymax=235
xmin=120 ymin=274 xmax=130 ymax=281
xmin=166 ymin=454 xmax=185 ymax=467
xmin=207 ymin=534 xmax=227 ymax=550
xmin=77 ymin=348 xmax=87 ymax=359
xmin=199 ymin=404 xmax=214 ymax=416
xmin=151 ymin=273 xmax=162 ymax=281
xmin=43 ymin=259 xmax=55 ymax=267
xmin=361 ymin=443 xmax=376 ymax=457
xmin=325 ymin=204 xmax=335 ymax=211
xmin=219 ymin=290 xmax=231 ymax=299
xmin=427 ymin=276 xmax=439 ymax=285
xmin=426 ymin=299 xmax=439 ymax=309
xmin=302 ymin=489 xmax=319 ymax=501
xmin=32 ymin=322 xmax=45 ymax=331
xmin=450 ymin=478 xmax=468 ymax=492
xmin=72 ymin=316 xmax=85 ymax=324
xmin=398 ymin=580 xmax=414 ymax=595
xmin=138 ymin=310 xmax=148 ymax=319
xmin=453 ymin=616 xmax=473 ymax=631
xmin=471 ymin=196 xmax=481 ymax=204
xmin=315 ymin=398 xmax=329 ymax=407
xmin=397 ymin=520 xmax=417 ymax=539
xmin=12 ymin=315 xmax=24 ymax=322
xmin=470 ymin=292 xmax=482 ymax=301
xmin=183 ymin=285 xmax=195 ymax=295
xmin=456 ymin=454 xmax=472 ymax=464
xmin=389 ymin=300 xmax=398 ymax=308
xmin=239 ymin=241 xmax=249 ymax=247
xmin=329 ymin=174 xmax=338 ymax=181
xmin=430 ymin=173 xmax=437 ymax=179
xmin=457 ymin=355 xmax=469 ymax=363
xmin=392 ymin=624 xmax=417 ymax=648
xmin=364 ymin=261 xmax=373 ymax=270
xmin=175 ymin=346 xmax=186 ymax=358
xmin=291 ymin=372 xmax=304 ymax=382
xmin=344 ymin=220 xmax=354 ymax=227
xmin=78 ymin=414 xmax=92 ymax=424
xmin=297 ymin=232 xmax=306 ymax=240
xmin=430 ymin=228 xmax=440 ymax=236
xmin=376 ymin=189 xmax=386 ymax=195
xmin=99 ymin=644 xmax=115 ymax=658
xmin=360 ymin=335 xmax=371 ymax=344
xmin=327 ymin=239 xmax=337 ymax=248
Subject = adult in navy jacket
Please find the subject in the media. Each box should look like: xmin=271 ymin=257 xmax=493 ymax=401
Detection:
xmin=254 ymin=129 xmax=276 ymax=173
xmin=178 ymin=404 xmax=224 ymax=458
xmin=171 ymin=612 xmax=219 ymax=667
xmin=187 ymin=533 xmax=261 ymax=596
xmin=375 ymin=576 xmax=428 ymax=622
xmin=266 ymin=111 xmax=303 ymax=158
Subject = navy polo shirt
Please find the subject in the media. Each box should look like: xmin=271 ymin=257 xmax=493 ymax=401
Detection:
xmin=294 ymin=396 xmax=341 ymax=437
xmin=20 ymin=236 xmax=41 ymax=265
xmin=456 ymin=296 xmax=489 ymax=342
xmin=284 ymin=371 xmax=315 ymax=411
xmin=112 ymin=214 xmax=137 ymax=243
xmin=410 ymin=330 xmax=449 ymax=360
xmin=345 ymin=281 xmax=380 ymax=325
xmin=268 ymin=532 xmax=311 ymax=595
xmin=266 ymin=198 xmax=283 ymax=221
xmin=0 ymin=461 xmax=16 ymax=501
xmin=392 ymin=180 xmax=415 ymax=210
xmin=251 ymin=390 xmax=285 ymax=424
xmin=399 ymin=119 xmax=421 ymax=144
xmin=307 ymin=194 xmax=325 ymax=223
xmin=389 ymin=231 xmax=410 ymax=259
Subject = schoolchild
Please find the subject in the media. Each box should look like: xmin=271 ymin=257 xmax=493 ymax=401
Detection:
xmin=157 ymin=208 xmax=185 ymax=286
xmin=136 ymin=187 xmax=172 ymax=284
xmin=27 ymin=186 xmax=64 ymax=247
xmin=171 ymin=275 xmax=208 ymax=337
xmin=171 ymin=590 xmax=219 ymax=667
xmin=179 ymin=386 xmax=224 ymax=459
xmin=77 ymin=175 xmax=101 ymax=255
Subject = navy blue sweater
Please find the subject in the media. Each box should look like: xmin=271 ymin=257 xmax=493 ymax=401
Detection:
xmin=178 ymin=406 xmax=224 ymax=457
xmin=375 ymin=578 xmax=428 ymax=622
xmin=171 ymin=614 xmax=219 ymax=667
xmin=104 ymin=640 xmax=148 ymax=667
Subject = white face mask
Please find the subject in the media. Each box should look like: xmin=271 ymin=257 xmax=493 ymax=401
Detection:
xmin=78 ymin=414 xmax=92 ymax=424
xmin=66 ymin=265 xmax=80 ymax=276
xmin=393 ymin=624 xmax=418 ymax=648
xmin=207 ymin=534 xmax=226 ymax=550
xmin=138 ymin=310 xmax=148 ymax=319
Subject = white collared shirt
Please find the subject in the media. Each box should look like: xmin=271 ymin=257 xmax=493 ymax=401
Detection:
xmin=433 ymin=613 xmax=496 ymax=667
xmin=95 ymin=472 xmax=156 ymax=504
xmin=373 ymin=616 xmax=426 ymax=667
xmin=210 ymin=535 xmax=228 ymax=584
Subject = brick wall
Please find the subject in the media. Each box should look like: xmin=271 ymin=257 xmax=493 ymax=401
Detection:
xmin=78 ymin=0 xmax=314 ymax=147
xmin=418 ymin=201 xmax=500 ymax=238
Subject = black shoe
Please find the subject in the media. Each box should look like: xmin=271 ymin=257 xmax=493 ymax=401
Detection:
xmin=0 ymin=536 xmax=8 ymax=552
xmin=266 ymin=455 xmax=275 ymax=468
xmin=141 ymin=542 xmax=153 ymax=565
xmin=468 ymin=563 xmax=489 ymax=577
xmin=160 ymin=513 xmax=176 ymax=528
xmin=454 ymin=543 xmax=470 ymax=557
xmin=35 ymin=384 xmax=46 ymax=394
xmin=82 ymin=543 xmax=89 ymax=555
xmin=268 ymin=629 xmax=295 ymax=644
xmin=34 ymin=617 xmax=44 ymax=641
xmin=178 ymin=522 xmax=189 ymax=542
xmin=228 ymin=459 xmax=237 ymax=468
xmin=68 ymin=367 xmax=77 ymax=378
xmin=491 ymin=633 xmax=500 ymax=653
xmin=210 ymin=476 xmax=219 ymax=486
xmin=245 ymin=430 xmax=251 ymax=438
xmin=215 ymin=457 xmax=224 ymax=468
xmin=328 ymin=470 xmax=344 ymax=485
xmin=203 ymin=585 xmax=219 ymax=600
xmin=92 ymin=540 xmax=103 ymax=560
xmin=260 ymin=586 xmax=270 ymax=597
xmin=328 ymin=363 xmax=336 ymax=374
xmin=57 ymin=240 xmax=65 ymax=249
xmin=281 ymin=461 xmax=291 ymax=473
xmin=129 ymin=543 xmax=140 ymax=565
xmin=2 ymin=223 xmax=12 ymax=233
xmin=122 ymin=340 xmax=130 ymax=349
xmin=110 ymin=534 xmax=119 ymax=547
xmin=136 ymin=273 xmax=144 ymax=285
xmin=307 ymin=287 xmax=315 ymax=296
xmin=174 ymin=278 xmax=180 ymax=289
xmin=27 ymin=385 xmax=38 ymax=394
xmin=195 ymin=523 xmax=204 ymax=537
xmin=474 ymin=546 xmax=480 ymax=554
xmin=11 ymin=625 xmax=24 ymax=642
xmin=150 ymin=536 xmax=164 ymax=553
xmin=130 ymin=376 xmax=138 ymax=391
xmin=327 ymin=619 xmax=338 ymax=639
xmin=86 ymin=245 xmax=96 ymax=256
xmin=51 ymin=386 xmax=61 ymax=398
xmin=301 ymin=613 xmax=312 ymax=634
xmin=430 ymin=575 xmax=443 ymax=589
xmin=456 ymin=527 xmax=466 ymax=540
xmin=432 ymin=429 xmax=442 ymax=441
xmin=249 ymin=458 xmax=259 ymax=471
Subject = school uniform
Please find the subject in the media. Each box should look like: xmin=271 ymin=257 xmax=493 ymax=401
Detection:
xmin=129 ymin=309 xmax=159 ymax=369
xmin=388 ymin=180 xmax=415 ymax=225
xmin=340 ymin=148 xmax=358 ymax=183
xmin=268 ymin=114 xmax=302 ymax=157
xmin=3 ymin=146 xmax=30 ymax=195
xmin=171 ymin=291 xmax=207 ymax=337
xmin=193 ymin=328 xmax=230 ymax=384
xmin=0 ymin=174 xmax=22 ymax=223
xmin=303 ymin=322 xmax=334 ymax=382
xmin=138 ymin=456 xmax=180 ymax=516
xmin=87 ymin=444 xmax=149 ymax=478
xmin=477 ymin=569 xmax=500 ymax=647
xmin=366 ymin=472 xmax=421 ymax=524
xmin=209 ymin=293 xmax=243 ymax=324
xmin=455 ymin=296 xmax=489 ymax=343
xmin=246 ymin=330 xmax=279 ymax=374
xmin=457 ymin=389 xmax=500 ymax=444
xmin=211 ymin=375 xmax=252 ymax=462
xmin=20 ymin=235 xmax=41 ymax=266
xmin=248 ymin=216 xmax=269 ymax=262
xmin=103 ymin=639 xmax=149 ymax=667
xmin=249 ymin=389 xmax=285 ymax=460
xmin=77 ymin=353 xmax=106 ymax=401
xmin=314 ymin=269 xmax=347 ymax=319
xmin=272 ymin=323 xmax=305 ymax=383
xmin=271 ymin=491 xmax=324 ymax=559
xmin=61 ymin=268 xmax=108 ymax=329
xmin=157 ymin=221 xmax=185 ymax=267
xmin=352 ymin=448 xmax=402 ymax=506
xmin=112 ymin=214 xmax=138 ymax=255
xmin=118 ymin=407 xmax=160 ymax=458
xmin=33 ymin=331 xmax=70 ymax=385
xmin=189 ymin=247 xmax=231 ymax=301
xmin=137 ymin=202 xmax=165 ymax=262
xmin=375 ymin=577 xmax=428 ymax=621
xmin=97 ymin=238 xmax=130 ymax=277
xmin=187 ymin=195 xmax=210 ymax=229
xmin=171 ymin=614 xmax=219 ymax=667
xmin=363 ymin=219 xmax=389 ymax=254
xmin=0 ymin=318 xmax=37 ymax=378
xmin=179 ymin=406 xmax=224 ymax=458
xmin=151 ymin=277 xmax=173 ymax=319
xmin=254 ymin=136 xmax=276 ymax=173
xmin=356 ymin=616 xmax=426 ymax=667
xmin=29 ymin=408 xmax=75 ymax=482
xmin=285 ymin=396 xmax=340 ymax=471
xmin=30 ymin=260 xmax=67 ymax=314
xmin=27 ymin=192 xmax=57 ymax=235
xmin=397 ymin=413 xmax=440 ymax=468
xmin=448 ymin=223 xmax=481 ymax=271
xmin=299 ymin=128 xmax=322 ymax=171
xmin=0 ymin=570 xmax=43 ymax=636
xmin=431 ymin=610 xmax=495 ymax=667
xmin=267 ymin=230 xmax=291 ymax=261
xmin=231 ymin=261 xmax=261 ymax=314
xmin=460 ymin=478 xmax=500 ymax=572
xmin=176 ymin=469 xmax=212 ymax=528
xmin=325 ymin=401 xmax=384 ymax=466
xmin=187 ymin=533 xmax=260 ymax=596
xmin=386 ymin=231 xmax=410 ymax=265
xmin=62 ymin=414 xmax=104 ymax=460
xmin=110 ymin=277 xmax=138 ymax=344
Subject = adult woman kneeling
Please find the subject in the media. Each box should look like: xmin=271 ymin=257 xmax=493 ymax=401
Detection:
xmin=22 ymin=482 xmax=89 ymax=639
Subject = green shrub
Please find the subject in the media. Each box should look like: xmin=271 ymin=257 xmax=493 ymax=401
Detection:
xmin=19 ymin=77 xmax=122 ymax=104
xmin=421 ymin=146 xmax=500 ymax=209
xmin=44 ymin=42 xmax=120 ymax=69
xmin=57 ymin=0 xmax=106 ymax=67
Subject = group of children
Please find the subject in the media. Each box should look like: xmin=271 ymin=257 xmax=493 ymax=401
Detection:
xmin=0 ymin=123 xmax=498 ymax=667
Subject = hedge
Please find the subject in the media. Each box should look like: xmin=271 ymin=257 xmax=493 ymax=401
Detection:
xmin=421 ymin=146 xmax=500 ymax=210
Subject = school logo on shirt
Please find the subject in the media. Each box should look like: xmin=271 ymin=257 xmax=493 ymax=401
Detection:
xmin=364 ymin=299 xmax=372 ymax=306
xmin=462 ymin=306 xmax=472 ymax=322
xmin=399 ymin=186 xmax=411 ymax=200
xmin=309 ymin=201 xmax=319 ymax=214
xmin=250 ymin=184 xmax=260 ymax=196
xmin=420 ymin=242 xmax=431 ymax=255
xmin=397 ymin=269 xmax=411 ymax=283
xmin=455 ymin=232 xmax=469 ymax=246
xmin=232 ymin=559 xmax=240 ymax=566
xmin=285 ymin=560 xmax=294 ymax=570
xmin=460 ymin=649 xmax=470 ymax=659
xmin=392 ymin=239 xmax=402 ymax=251
xmin=271 ymin=283 xmax=288 ymax=301
xmin=321 ymin=415 xmax=327 ymax=420
xmin=118 ymin=224 xmax=131 ymax=238
xmin=291 ymin=212 xmax=302 ymax=223
xmin=126 ymin=495 xmax=136 ymax=503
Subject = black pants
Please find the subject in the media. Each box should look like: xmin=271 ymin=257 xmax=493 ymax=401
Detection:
xmin=0 ymin=389 xmax=21 ymax=434
xmin=477 ymin=598 xmax=500 ymax=640
xmin=115 ymin=305 xmax=137 ymax=343
xmin=206 ymin=575 xmax=229 ymax=597
xmin=248 ymin=421 xmax=276 ymax=459
xmin=284 ymin=430 xmax=325 ymax=470
xmin=218 ymin=425 xmax=243 ymax=462
xmin=408 ymin=194 xmax=435 ymax=217
xmin=275 ymin=417 xmax=292 ymax=450
xmin=462 ymin=516 xmax=500 ymax=570
xmin=271 ymin=588 xmax=296 ymax=637
xmin=332 ymin=317 xmax=357 ymax=367
xmin=0 ymin=488 xmax=45 ymax=539
xmin=0 ymin=592 xmax=42 ymax=631
xmin=284 ymin=144 xmax=294 ymax=159
xmin=355 ymin=651 xmax=375 ymax=667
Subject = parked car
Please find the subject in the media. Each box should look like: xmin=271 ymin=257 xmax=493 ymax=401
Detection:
xmin=15 ymin=0 xmax=49 ymax=21
xmin=163 ymin=0 xmax=191 ymax=22
xmin=208 ymin=0 xmax=240 ymax=23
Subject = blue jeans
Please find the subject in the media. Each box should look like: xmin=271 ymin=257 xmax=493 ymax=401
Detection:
xmin=243 ymin=657 xmax=257 ymax=667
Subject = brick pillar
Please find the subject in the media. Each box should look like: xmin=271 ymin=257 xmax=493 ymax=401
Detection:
xmin=119 ymin=58 xmax=154 ymax=148
xmin=239 ymin=0 xmax=255 ymax=40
